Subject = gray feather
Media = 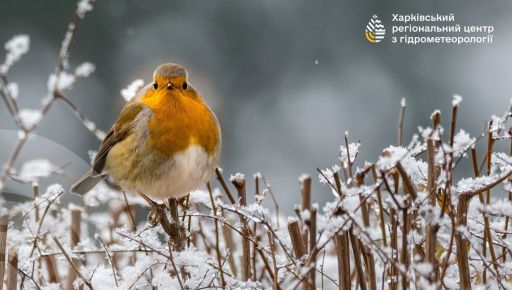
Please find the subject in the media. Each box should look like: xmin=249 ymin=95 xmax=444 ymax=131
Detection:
xmin=70 ymin=170 xmax=105 ymax=195
xmin=153 ymin=63 xmax=187 ymax=79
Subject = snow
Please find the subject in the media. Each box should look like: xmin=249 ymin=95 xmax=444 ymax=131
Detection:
xmin=419 ymin=125 xmax=444 ymax=141
xmin=152 ymin=271 xmax=180 ymax=288
xmin=229 ymin=172 xmax=245 ymax=183
xmin=95 ymin=130 xmax=106 ymax=141
xmin=301 ymin=209 xmax=312 ymax=222
xmin=455 ymin=175 xmax=497 ymax=194
xmin=489 ymin=115 xmax=503 ymax=133
xmin=47 ymin=72 xmax=76 ymax=91
xmin=40 ymin=184 xmax=64 ymax=204
xmin=77 ymin=0 xmax=94 ymax=18
xmin=443 ymin=275 xmax=459 ymax=288
xmin=414 ymin=262 xmax=433 ymax=276
xmin=401 ymin=97 xmax=406 ymax=107
xmin=17 ymin=159 xmax=56 ymax=183
xmin=74 ymin=62 xmax=95 ymax=77
xmin=1 ymin=35 xmax=30 ymax=73
xmin=83 ymin=120 xmax=96 ymax=131
xmin=452 ymin=94 xmax=462 ymax=106
xmin=430 ymin=109 xmax=441 ymax=120
xmin=339 ymin=142 xmax=360 ymax=166
xmin=188 ymin=190 xmax=211 ymax=206
xmin=244 ymin=203 xmax=270 ymax=217
xmin=377 ymin=145 xmax=408 ymax=170
xmin=287 ymin=216 xmax=298 ymax=223
xmin=90 ymin=264 xmax=118 ymax=288
xmin=297 ymin=173 xmax=310 ymax=182
xmin=377 ymin=146 xmax=427 ymax=185
xmin=452 ymin=130 xmax=475 ymax=158
xmin=493 ymin=152 xmax=512 ymax=172
xmin=82 ymin=182 xmax=119 ymax=207
xmin=477 ymin=199 xmax=512 ymax=217
xmin=7 ymin=82 xmax=18 ymax=99
xmin=120 ymin=79 xmax=144 ymax=102
xmin=87 ymin=150 xmax=97 ymax=163
xmin=18 ymin=109 xmax=42 ymax=129
xmin=318 ymin=164 xmax=340 ymax=189
xmin=41 ymin=284 xmax=61 ymax=290
xmin=17 ymin=130 xmax=26 ymax=140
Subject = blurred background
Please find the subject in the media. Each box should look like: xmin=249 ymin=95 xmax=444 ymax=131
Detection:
xmin=1 ymin=0 xmax=512 ymax=209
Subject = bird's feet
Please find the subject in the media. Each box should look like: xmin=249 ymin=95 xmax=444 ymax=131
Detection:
xmin=148 ymin=204 xmax=166 ymax=227
xmin=140 ymin=193 xmax=165 ymax=227
xmin=138 ymin=193 xmax=184 ymax=250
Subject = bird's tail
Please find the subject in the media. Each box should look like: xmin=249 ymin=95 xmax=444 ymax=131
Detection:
xmin=70 ymin=170 xmax=105 ymax=195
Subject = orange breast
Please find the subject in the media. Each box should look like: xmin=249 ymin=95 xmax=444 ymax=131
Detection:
xmin=140 ymin=86 xmax=220 ymax=157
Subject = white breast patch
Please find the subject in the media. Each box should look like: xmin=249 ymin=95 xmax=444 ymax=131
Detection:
xmin=132 ymin=144 xmax=218 ymax=200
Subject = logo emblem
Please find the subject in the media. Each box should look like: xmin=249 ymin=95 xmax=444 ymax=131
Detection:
xmin=365 ymin=15 xmax=385 ymax=43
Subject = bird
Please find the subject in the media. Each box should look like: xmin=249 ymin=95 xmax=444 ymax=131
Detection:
xmin=70 ymin=63 xmax=221 ymax=223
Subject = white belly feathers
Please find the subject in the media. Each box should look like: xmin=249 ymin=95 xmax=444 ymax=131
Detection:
xmin=133 ymin=144 xmax=218 ymax=200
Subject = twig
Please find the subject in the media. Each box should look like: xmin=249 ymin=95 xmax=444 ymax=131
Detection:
xmin=231 ymin=175 xmax=251 ymax=281
xmin=166 ymin=198 xmax=186 ymax=251
xmin=287 ymin=219 xmax=305 ymax=259
xmin=207 ymin=182 xmax=225 ymax=287
xmin=6 ymin=248 xmax=17 ymax=290
xmin=349 ymin=228 xmax=367 ymax=290
xmin=52 ymin=236 xmax=94 ymax=290
xmin=97 ymin=236 xmax=118 ymax=287
xmin=389 ymin=207 xmax=398 ymax=290
xmin=455 ymin=195 xmax=471 ymax=289
xmin=371 ymin=165 xmax=387 ymax=247
xmin=122 ymin=191 xmax=137 ymax=232
xmin=397 ymin=97 xmax=406 ymax=146
xmin=66 ymin=208 xmax=82 ymax=290
xmin=395 ymin=162 xmax=418 ymax=200
xmin=55 ymin=92 xmax=105 ymax=140
xmin=0 ymin=215 xmax=7 ymax=290
xmin=18 ymin=268 xmax=41 ymax=290
xmin=306 ymin=208 xmax=317 ymax=290
xmin=400 ymin=202 xmax=410 ymax=290
xmin=215 ymin=167 xmax=236 ymax=203
xmin=335 ymin=233 xmax=351 ymax=289
xmin=167 ymin=246 xmax=185 ymax=290
xmin=267 ymin=231 xmax=280 ymax=290
xmin=425 ymin=138 xmax=438 ymax=284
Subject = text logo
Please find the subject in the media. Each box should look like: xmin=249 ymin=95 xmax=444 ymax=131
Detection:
xmin=365 ymin=15 xmax=386 ymax=43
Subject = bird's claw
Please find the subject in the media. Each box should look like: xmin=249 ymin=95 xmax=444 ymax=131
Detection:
xmin=147 ymin=206 xmax=160 ymax=227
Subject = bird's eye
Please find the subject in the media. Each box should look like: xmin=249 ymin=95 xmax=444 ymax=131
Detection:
xmin=182 ymin=82 xmax=188 ymax=90
xmin=153 ymin=82 xmax=158 ymax=90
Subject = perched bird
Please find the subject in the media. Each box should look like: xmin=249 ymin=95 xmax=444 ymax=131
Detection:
xmin=70 ymin=63 xmax=221 ymax=218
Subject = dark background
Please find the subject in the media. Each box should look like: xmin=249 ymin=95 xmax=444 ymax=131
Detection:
xmin=1 ymin=0 xmax=511 ymax=207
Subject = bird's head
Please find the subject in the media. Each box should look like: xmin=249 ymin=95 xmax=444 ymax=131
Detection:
xmin=152 ymin=63 xmax=189 ymax=92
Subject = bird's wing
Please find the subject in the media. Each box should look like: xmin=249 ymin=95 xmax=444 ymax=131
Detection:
xmin=91 ymin=101 xmax=146 ymax=176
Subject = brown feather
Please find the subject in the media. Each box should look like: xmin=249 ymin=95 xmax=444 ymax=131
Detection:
xmin=91 ymin=102 xmax=145 ymax=176
xmin=70 ymin=101 xmax=146 ymax=195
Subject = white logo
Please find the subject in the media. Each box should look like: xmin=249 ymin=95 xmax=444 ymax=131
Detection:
xmin=366 ymin=15 xmax=386 ymax=43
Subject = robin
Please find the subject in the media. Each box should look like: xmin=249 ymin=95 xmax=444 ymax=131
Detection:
xmin=70 ymin=63 xmax=221 ymax=222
